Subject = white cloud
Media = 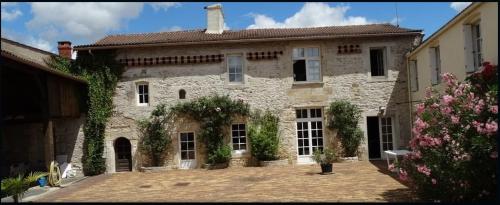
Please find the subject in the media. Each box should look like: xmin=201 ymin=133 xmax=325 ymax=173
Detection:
xmin=247 ymin=3 xmax=373 ymax=29
xmin=161 ymin=26 xmax=183 ymax=32
xmin=1 ymin=28 xmax=54 ymax=52
xmin=450 ymin=2 xmax=472 ymax=12
xmin=1 ymin=2 xmax=23 ymax=21
xmin=224 ymin=23 xmax=230 ymax=30
xmin=149 ymin=2 xmax=181 ymax=12
xmin=27 ymin=3 xmax=145 ymax=41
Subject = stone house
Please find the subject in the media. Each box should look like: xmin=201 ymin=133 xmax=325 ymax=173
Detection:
xmin=73 ymin=4 xmax=422 ymax=173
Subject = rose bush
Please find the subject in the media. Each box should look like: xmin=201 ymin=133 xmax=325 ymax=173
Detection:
xmin=399 ymin=62 xmax=497 ymax=202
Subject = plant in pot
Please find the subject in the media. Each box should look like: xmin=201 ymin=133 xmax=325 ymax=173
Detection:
xmin=312 ymin=148 xmax=336 ymax=174
xmin=138 ymin=104 xmax=172 ymax=170
xmin=206 ymin=144 xmax=232 ymax=169
xmin=248 ymin=110 xmax=281 ymax=166
xmin=1 ymin=172 xmax=48 ymax=202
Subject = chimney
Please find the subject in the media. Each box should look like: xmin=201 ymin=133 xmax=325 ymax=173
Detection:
xmin=57 ymin=41 xmax=72 ymax=59
xmin=204 ymin=4 xmax=224 ymax=34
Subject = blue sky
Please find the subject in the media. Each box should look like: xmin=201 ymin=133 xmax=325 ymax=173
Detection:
xmin=1 ymin=2 xmax=472 ymax=55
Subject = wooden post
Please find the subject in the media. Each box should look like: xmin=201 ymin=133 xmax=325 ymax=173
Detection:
xmin=44 ymin=120 xmax=55 ymax=169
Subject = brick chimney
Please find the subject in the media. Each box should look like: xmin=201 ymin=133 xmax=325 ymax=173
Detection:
xmin=204 ymin=4 xmax=224 ymax=34
xmin=57 ymin=41 xmax=72 ymax=59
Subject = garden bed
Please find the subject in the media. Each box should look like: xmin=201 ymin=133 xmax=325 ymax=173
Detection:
xmin=259 ymin=159 xmax=289 ymax=167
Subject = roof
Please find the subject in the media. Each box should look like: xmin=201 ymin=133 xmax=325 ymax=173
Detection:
xmin=75 ymin=24 xmax=422 ymax=50
xmin=408 ymin=2 xmax=481 ymax=57
xmin=1 ymin=37 xmax=87 ymax=83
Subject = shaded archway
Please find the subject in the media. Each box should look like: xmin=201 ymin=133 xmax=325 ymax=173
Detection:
xmin=114 ymin=137 xmax=132 ymax=172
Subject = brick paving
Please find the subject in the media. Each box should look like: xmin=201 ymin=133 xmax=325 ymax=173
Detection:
xmin=35 ymin=161 xmax=419 ymax=202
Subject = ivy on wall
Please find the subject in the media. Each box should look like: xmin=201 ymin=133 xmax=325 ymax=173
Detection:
xmin=47 ymin=51 xmax=124 ymax=176
xmin=171 ymin=95 xmax=250 ymax=164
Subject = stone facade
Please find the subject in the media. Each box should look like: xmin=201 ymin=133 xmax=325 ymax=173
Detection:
xmin=104 ymin=35 xmax=417 ymax=172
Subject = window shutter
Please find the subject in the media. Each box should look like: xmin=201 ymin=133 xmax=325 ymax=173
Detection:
xmin=409 ymin=60 xmax=418 ymax=92
xmin=429 ymin=48 xmax=437 ymax=85
xmin=463 ymin=24 xmax=475 ymax=72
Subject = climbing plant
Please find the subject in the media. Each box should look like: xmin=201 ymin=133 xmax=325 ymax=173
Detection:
xmin=138 ymin=104 xmax=172 ymax=166
xmin=171 ymin=95 xmax=250 ymax=164
xmin=327 ymin=100 xmax=364 ymax=157
xmin=247 ymin=110 xmax=280 ymax=161
xmin=47 ymin=51 xmax=124 ymax=176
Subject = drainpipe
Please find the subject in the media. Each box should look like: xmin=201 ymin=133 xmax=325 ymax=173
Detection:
xmin=405 ymin=53 xmax=413 ymax=146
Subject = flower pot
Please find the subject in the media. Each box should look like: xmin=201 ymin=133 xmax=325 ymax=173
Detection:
xmin=320 ymin=163 xmax=333 ymax=173
xmin=38 ymin=176 xmax=47 ymax=187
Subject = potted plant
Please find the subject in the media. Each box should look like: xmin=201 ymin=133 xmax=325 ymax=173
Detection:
xmin=312 ymin=148 xmax=336 ymax=174
xmin=206 ymin=144 xmax=232 ymax=169
xmin=1 ymin=172 xmax=48 ymax=202
xmin=248 ymin=110 xmax=285 ymax=166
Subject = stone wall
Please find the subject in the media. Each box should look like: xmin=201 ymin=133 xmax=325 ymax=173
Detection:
xmin=53 ymin=115 xmax=85 ymax=176
xmin=105 ymin=35 xmax=417 ymax=171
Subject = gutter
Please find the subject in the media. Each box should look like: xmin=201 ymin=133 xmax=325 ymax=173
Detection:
xmin=74 ymin=31 xmax=422 ymax=51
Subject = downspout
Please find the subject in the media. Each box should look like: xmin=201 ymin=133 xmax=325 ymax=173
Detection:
xmin=405 ymin=53 xmax=413 ymax=147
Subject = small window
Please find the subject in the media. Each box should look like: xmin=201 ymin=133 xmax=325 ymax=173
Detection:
xmin=293 ymin=47 xmax=320 ymax=82
xmin=179 ymin=89 xmax=186 ymax=99
xmin=471 ymin=22 xmax=483 ymax=71
xmin=137 ymin=83 xmax=149 ymax=106
xmin=409 ymin=60 xmax=419 ymax=92
xmin=232 ymin=124 xmax=246 ymax=151
xmin=430 ymin=46 xmax=441 ymax=85
xmin=370 ymin=48 xmax=386 ymax=77
xmin=227 ymin=55 xmax=243 ymax=83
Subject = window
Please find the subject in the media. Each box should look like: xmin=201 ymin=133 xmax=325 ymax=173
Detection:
xmin=380 ymin=117 xmax=393 ymax=151
xmin=296 ymin=108 xmax=323 ymax=158
xmin=179 ymin=89 xmax=186 ymax=99
xmin=179 ymin=132 xmax=195 ymax=160
xmin=430 ymin=46 xmax=441 ymax=85
xmin=136 ymin=83 xmax=149 ymax=106
xmin=370 ymin=48 xmax=386 ymax=76
xmin=293 ymin=47 xmax=320 ymax=82
xmin=231 ymin=124 xmax=246 ymax=151
xmin=227 ymin=55 xmax=243 ymax=83
xmin=409 ymin=60 xmax=419 ymax=92
xmin=471 ymin=22 xmax=483 ymax=71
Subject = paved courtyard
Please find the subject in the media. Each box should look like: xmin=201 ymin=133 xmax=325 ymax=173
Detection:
xmin=35 ymin=161 xmax=419 ymax=202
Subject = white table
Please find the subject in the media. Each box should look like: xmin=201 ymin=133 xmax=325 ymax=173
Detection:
xmin=384 ymin=150 xmax=411 ymax=171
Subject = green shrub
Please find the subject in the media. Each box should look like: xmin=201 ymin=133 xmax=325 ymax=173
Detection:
xmin=1 ymin=172 xmax=47 ymax=202
xmin=208 ymin=144 xmax=232 ymax=164
xmin=248 ymin=110 xmax=280 ymax=161
xmin=312 ymin=148 xmax=336 ymax=164
xmin=327 ymin=100 xmax=364 ymax=157
xmin=138 ymin=104 xmax=172 ymax=166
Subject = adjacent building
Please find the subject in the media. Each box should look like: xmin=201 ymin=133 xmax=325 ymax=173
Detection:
xmin=73 ymin=4 xmax=422 ymax=172
xmin=407 ymin=2 xmax=498 ymax=130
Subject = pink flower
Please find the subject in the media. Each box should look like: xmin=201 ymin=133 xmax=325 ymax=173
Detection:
xmin=388 ymin=163 xmax=395 ymax=172
xmin=442 ymin=73 xmax=456 ymax=87
xmin=441 ymin=106 xmax=452 ymax=115
xmin=491 ymin=151 xmax=498 ymax=159
xmin=443 ymin=134 xmax=451 ymax=141
xmin=432 ymin=178 xmax=437 ymax=185
xmin=399 ymin=169 xmax=408 ymax=181
xmin=489 ymin=105 xmax=498 ymax=114
xmin=416 ymin=103 xmax=425 ymax=115
xmin=451 ymin=115 xmax=460 ymax=124
xmin=417 ymin=164 xmax=432 ymax=176
xmin=442 ymin=95 xmax=454 ymax=105
xmin=431 ymin=103 xmax=439 ymax=109
xmin=484 ymin=121 xmax=498 ymax=135
xmin=474 ymin=99 xmax=485 ymax=114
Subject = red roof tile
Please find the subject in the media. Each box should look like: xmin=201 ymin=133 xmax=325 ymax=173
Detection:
xmin=75 ymin=24 xmax=422 ymax=50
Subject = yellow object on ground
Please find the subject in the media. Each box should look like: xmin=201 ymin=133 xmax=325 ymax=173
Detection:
xmin=48 ymin=161 xmax=61 ymax=187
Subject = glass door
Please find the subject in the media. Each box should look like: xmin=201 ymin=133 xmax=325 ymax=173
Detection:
xmin=296 ymin=108 xmax=324 ymax=164
xmin=179 ymin=132 xmax=196 ymax=169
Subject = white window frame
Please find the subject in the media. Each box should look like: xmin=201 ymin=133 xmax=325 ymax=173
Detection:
xmin=227 ymin=54 xmax=244 ymax=84
xmin=409 ymin=60 xmax=419 ymax=92
xmin=136 ymin=82 xmax=149 ymax=106
xmin=471 ymin=21 xmax=483 ymax=71
xmin=231 ymin=123 xmax=247 ymax=154
xmin=379 ymin=117 xmax=395 ymax=154
xmin=369 ymin=47 xmax=388 ymax=77
xmin=292 ymin=47 xmax=321 ymax=82
xmin=178 ymin=131 xmax=196 ymax=169
xmin=295 ymin=108 xmax=324 ymax=164
xmin=430 ymin=46 xmax=441 ymax=85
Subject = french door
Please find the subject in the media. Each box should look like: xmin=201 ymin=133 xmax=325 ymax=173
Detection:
xmin=179 ymin=132 xmax=196 ymax=169
xmin=296 ymin=108 xmax=324 ymax=164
